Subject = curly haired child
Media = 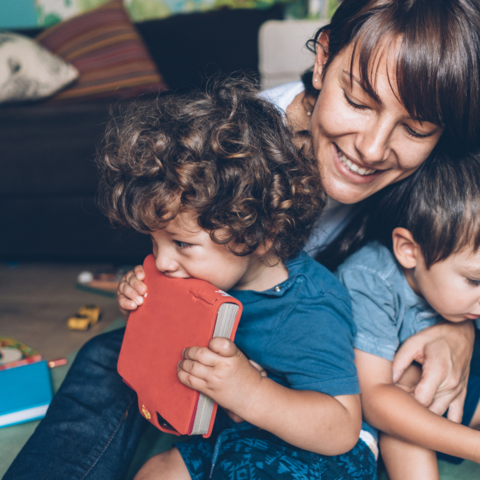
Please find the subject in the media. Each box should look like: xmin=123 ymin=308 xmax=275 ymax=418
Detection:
xmin=98 ymin=79 xmax=377 ymax=480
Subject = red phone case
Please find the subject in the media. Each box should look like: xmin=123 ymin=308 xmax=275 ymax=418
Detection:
xmin=117 ymin=254 xmax=242 ymax=438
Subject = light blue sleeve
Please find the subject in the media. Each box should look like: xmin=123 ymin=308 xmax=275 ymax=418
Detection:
xmin=338 ymin=267 xmax=399 ymax=361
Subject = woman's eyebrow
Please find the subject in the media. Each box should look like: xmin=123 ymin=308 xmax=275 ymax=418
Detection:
xmin=341 ymin=70 xmax=382 ymax=106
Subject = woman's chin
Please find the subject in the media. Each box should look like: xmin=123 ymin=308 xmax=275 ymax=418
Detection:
xmin=323 ymin=178 xmax=382 ymax=205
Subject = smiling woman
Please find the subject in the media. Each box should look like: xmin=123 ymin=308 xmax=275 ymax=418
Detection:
xmin=5 ymin=1 xmax=480 ymax=479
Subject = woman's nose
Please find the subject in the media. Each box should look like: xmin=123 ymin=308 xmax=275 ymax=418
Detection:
xmin=355 ymin=118 xmax=393 ymax=164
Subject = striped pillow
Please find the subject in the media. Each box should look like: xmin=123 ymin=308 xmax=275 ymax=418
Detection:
xmin=36 ymin=0 xmax=167 ymax=102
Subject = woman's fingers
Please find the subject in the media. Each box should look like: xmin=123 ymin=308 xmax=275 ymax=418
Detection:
xmin=445 ymin=385 xmax=467 ymax=423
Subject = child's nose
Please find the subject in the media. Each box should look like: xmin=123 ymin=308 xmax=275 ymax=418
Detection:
xmin=155 ymin=252 xmax=179 ymax=273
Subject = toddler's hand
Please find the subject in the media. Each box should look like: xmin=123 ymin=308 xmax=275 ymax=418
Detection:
xmin=177 ymin=338 xmax=264 ymax=419
xmin=223 ymin=360 xmax=267 ymax=423
xmin=117 ymin=265 xmax=147 ymax=322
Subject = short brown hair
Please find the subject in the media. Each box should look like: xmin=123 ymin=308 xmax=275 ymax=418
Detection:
xmin=303 ymin=0 xmax=480 ymax=153
xmin=98 ymin=79 xmax=325 ymax=261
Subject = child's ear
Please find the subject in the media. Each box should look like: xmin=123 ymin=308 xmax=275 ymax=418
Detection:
xmin=255 ymin=239 xmax=273 ymax=257
xmin=392 ymin=228 xmax=420 ymax=269
xmin=313 ymin=31 xmax=330 ymax=91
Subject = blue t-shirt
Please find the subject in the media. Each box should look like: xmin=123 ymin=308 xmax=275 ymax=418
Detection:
xmin=228 ymin=251 xmax=359 ymax=397
xmin=337 ymin=242 xmax=449 ymax=361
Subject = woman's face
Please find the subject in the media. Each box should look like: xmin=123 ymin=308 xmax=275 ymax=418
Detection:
xmin=311 ymin=38 xmax=443 ymax=204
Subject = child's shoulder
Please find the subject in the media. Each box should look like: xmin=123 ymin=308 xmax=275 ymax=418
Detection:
xmin=337 ymin=241 xmax=398 ymax=279
xmin=288 ymin=251 xmax=351 ymax=305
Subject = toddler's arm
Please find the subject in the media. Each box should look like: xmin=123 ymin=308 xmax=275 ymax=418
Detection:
xmin=356 ymin=349 xmax=480 ymax=464
xmin=178 ymin=338 xmax=361 ymax=455
xmin=117 ymin=265 xmax=147 ymax=322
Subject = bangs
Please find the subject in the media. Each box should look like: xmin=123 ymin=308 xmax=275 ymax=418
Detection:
xmin=314 ymin=0 xmax=480 ymax=153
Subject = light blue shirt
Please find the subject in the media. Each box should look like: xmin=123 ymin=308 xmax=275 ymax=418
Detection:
xmin=336 ymin=242 xmax=442 ymax=361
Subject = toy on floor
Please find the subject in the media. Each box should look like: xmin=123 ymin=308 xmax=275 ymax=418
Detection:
xmin=67 ymin=305 xmax=102 ymax=331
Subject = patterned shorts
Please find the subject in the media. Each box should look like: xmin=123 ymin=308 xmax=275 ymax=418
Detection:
xmin=176 ymin=412 xmax=377 ymax=480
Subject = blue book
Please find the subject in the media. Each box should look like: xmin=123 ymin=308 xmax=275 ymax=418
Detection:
xmin=0 ymin=361 xmax=53 ymax=428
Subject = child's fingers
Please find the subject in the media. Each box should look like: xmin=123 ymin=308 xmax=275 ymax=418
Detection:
xmin=118 ymin=294 xmax=139 ymax=311
xmin=183 ymin=346 xmax=219 ymax=367
xmin=178 ymin=358 xmax=212 ymax=380
xmin=133 ymin=264 xmax=146 ymax=281
xmin=127 ymin=271 xmax=147 ymax=296
xmin=208 ymin=337 xmax=240 ymax=358
xmin=177 ymin=368 xmax=208 ymax=392
xmin=118 ymin=278 xmax=145 ymax=305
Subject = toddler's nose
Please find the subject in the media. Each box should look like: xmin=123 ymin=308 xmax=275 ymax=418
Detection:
xmin=155 ymin=252 xmax=179 ymax=274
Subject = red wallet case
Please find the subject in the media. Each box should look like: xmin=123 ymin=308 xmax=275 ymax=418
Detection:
xmin=117 ymin=254 xmax=242 ymax=438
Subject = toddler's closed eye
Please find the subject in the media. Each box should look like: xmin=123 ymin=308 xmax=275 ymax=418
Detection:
xmin=174 ymin=240 xmax=192 ymax=249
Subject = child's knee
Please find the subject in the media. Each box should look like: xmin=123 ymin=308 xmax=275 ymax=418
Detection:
xmin=134 ymin=448 xmax=190 ymax=480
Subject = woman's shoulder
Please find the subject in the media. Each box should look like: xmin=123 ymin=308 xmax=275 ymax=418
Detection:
xmin=260 ymin=81 xmax=305 ymax=114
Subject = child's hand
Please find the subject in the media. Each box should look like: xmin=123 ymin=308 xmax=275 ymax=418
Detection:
xmin=177 ymin=338 xmax=264 ymax=419
xmin=223 ymin=360 xmax=267 ymax=423
xmin=117 ymin=265 xmax=147 ymax=322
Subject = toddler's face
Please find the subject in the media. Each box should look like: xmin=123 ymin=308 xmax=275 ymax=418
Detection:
xmin=411 ymin=248 xmax=480 ymax=323
xmin=149 ymin=211 xmax=261 ymax=292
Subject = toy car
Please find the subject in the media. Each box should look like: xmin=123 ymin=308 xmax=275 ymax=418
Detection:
xmin=78 ymin=305 xmax=101 ymax=325
xmin=67 ymin=305 xmax=102 ymax=331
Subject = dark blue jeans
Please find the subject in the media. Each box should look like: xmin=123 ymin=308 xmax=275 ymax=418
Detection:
xmin=4 ymin=328 xmax=148 ymax=480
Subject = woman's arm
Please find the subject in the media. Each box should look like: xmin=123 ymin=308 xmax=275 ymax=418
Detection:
xmin=356 ymin=349 xmax=480 ymax=462
xmin=178 ymin=337 xmax=362 ymax=455
xmin=392 ymin=320 xmax=474 ymax=421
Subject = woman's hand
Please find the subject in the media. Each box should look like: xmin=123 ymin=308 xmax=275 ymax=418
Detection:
xmin=392 ymin=320 xmax=475 ymax=422
xmin=117 ymin=265 xmax=147 ymax=322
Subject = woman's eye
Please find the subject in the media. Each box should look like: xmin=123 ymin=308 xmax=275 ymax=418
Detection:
xmin=467 ymin=278 xmax=480 ymax=287
xmin=174 ymin=240 xmax=191 ymax=249
xmin=343 ymin=92 xmax=368 ymax=110
xmin=405 ymin=125 xmax=431 ymax=139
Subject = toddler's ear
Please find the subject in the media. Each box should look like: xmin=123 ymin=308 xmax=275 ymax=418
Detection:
xmin=392 ymin=228 xmax=420 ymax=269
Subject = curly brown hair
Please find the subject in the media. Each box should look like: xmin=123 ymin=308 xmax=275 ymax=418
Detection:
xmin=97 ymin=78 xmax=326 ymax=261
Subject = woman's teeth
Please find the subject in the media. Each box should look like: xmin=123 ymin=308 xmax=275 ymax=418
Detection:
xmin=337 ymin=148 xmax=376 ymax=176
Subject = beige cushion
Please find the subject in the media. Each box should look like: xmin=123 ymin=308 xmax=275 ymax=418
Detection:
xmin=0 ymin=32 xmax=78 ymax=103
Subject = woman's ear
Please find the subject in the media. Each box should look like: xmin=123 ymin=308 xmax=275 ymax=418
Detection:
xmin=313 ymin=31 xmax=330 ymax=90
xmin=392 ymin=228 xmax=420 ymax=269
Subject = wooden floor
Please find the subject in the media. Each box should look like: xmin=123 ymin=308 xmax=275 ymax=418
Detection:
xmin=0 ymin=262 xmax=121 ymax=361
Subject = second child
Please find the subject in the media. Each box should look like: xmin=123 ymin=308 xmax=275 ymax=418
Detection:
xmin=337 ymin=151 xmax=480 ymax=479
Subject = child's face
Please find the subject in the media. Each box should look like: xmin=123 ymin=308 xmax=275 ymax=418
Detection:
xmin=409 ymin=248 xmax=480 ymax=323
xmin=149 ymin=211 xmax=263 ymax=292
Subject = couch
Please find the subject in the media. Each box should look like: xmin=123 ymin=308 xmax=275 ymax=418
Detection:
xmin=0 ymin=6 xmax=282 ymax=263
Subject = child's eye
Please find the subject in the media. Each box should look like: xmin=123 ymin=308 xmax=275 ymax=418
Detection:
xmin=467 ymin=278 xmax=480 ymax=287
xmin=173 ymin=240 xmax=191 ymax=249
xmin=343 ymin=91 xmax=369 ymax=110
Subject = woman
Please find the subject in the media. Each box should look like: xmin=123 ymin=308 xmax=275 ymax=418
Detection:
xmin=6 ymin=1 xmax=480 ymax=478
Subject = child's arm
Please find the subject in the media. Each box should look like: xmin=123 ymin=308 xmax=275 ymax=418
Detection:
xmin=117 ymin=265 xmax=147 ymax=321
xmin=380 ymin=433 xmax=440 ymax=480
xmin=178 ymin=337 xmax=362 ymax=455
xmin=355 ymin=348 xmax=480 ymax=463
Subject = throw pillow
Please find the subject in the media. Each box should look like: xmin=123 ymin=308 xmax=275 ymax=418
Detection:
xmin=36 ymin=0 xmax=167 ymax=103
xmin=0 ymin=33 xmax=78 ymax=104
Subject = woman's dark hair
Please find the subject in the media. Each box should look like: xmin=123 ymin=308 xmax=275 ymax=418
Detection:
xmin=302 ymin=0 xmax=480 ymax=153
xmin=98 ymin=78 xmax=326 ymax=262
xmin=317 ymin=149 xmax=480 ymax=270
